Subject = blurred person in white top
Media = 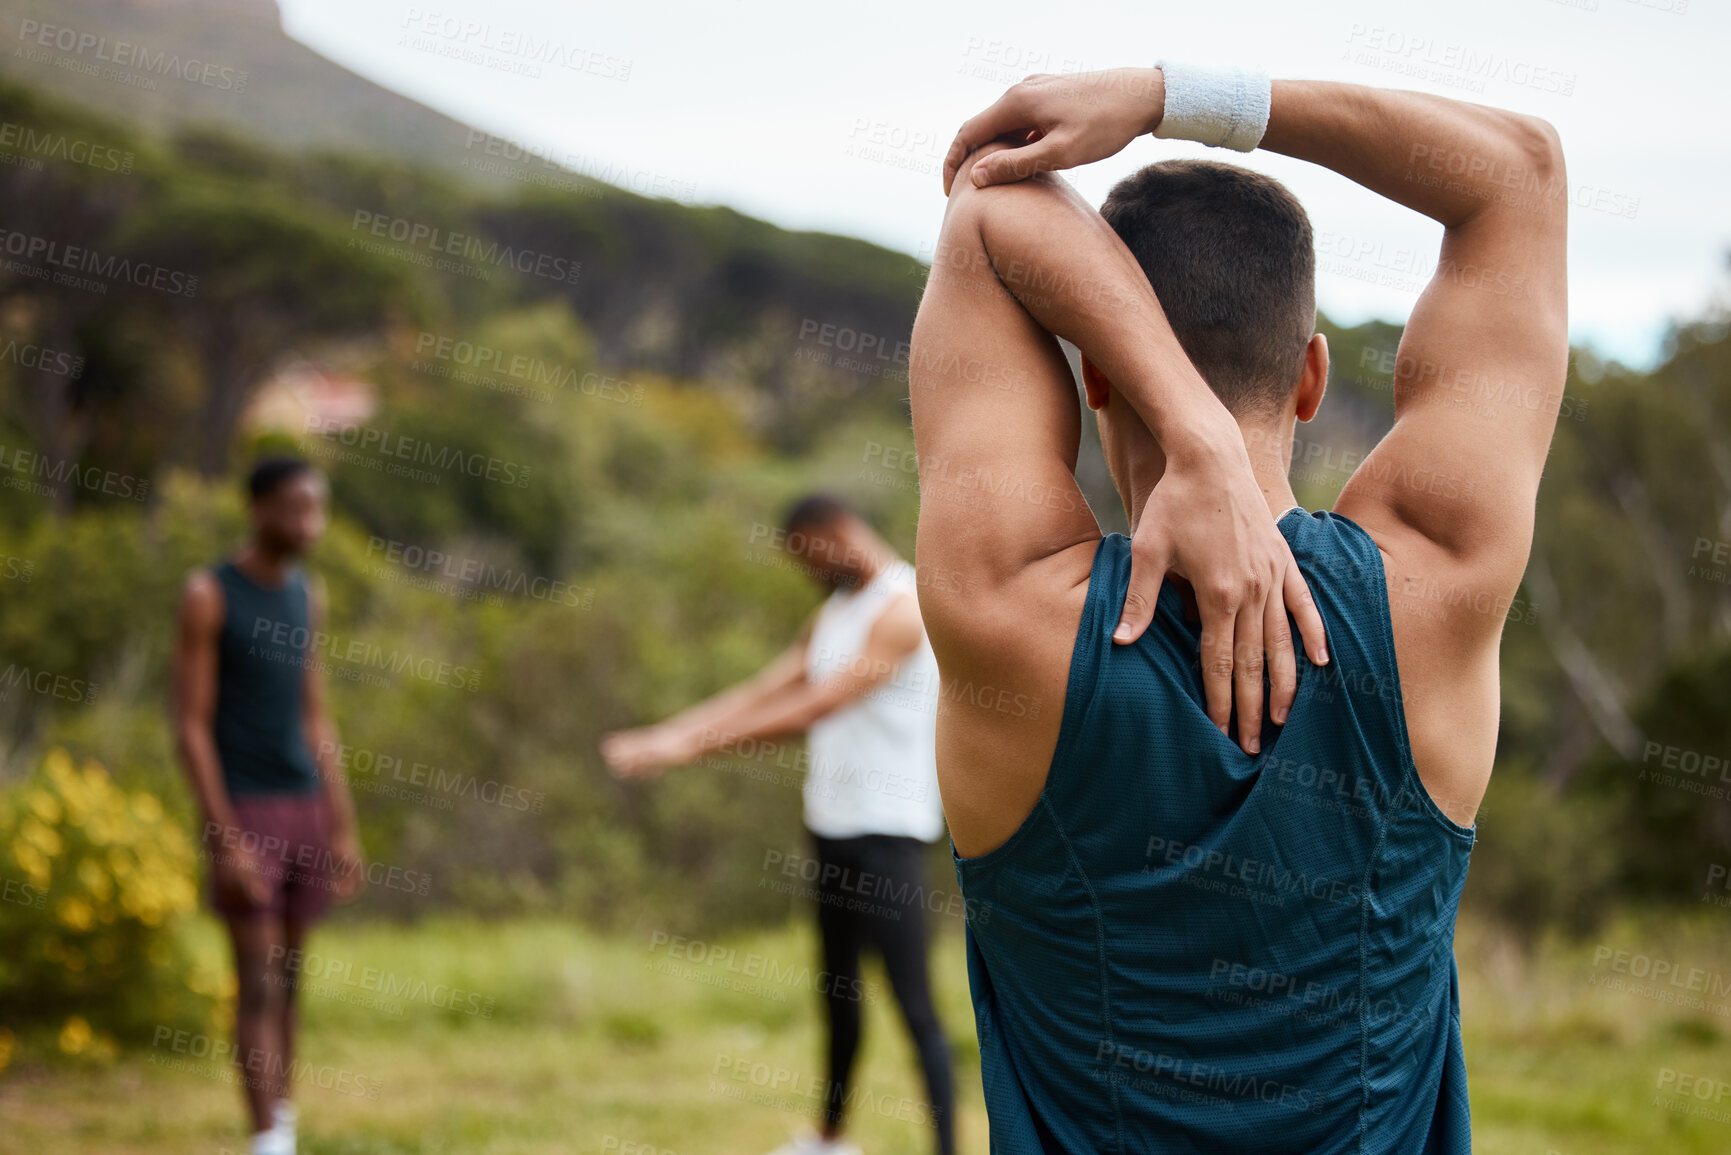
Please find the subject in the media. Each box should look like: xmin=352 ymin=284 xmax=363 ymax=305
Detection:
xmin=602 ymin=493 xmax=955 ymax=1155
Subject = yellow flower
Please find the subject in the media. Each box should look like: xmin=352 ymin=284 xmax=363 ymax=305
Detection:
xmin=77 ymin=857 xmax=113 ymax=902
xmin=43 ymin=748 xmax=75 ymax=789
xmin=82 ymin=815 xmax=112 ymax=848
xmin=45 ymin=750 xmax=88 ymax=827
xmin=10 ymin=841 xmax=49 ymax=890
xmin=19 ymin=817 xmax=62 ymax=858
xmin=164 ymin=877 xmax=196 ymax=912
xmin=58 ymin=1015 xmax=90 ymax=1055
xmin=56 ymin=896 xmax=94 ymax=931
xmin=27 ymin=789 xmax=61 ymax=824
xmin=131 ymin=793 xmax=162 ymax=824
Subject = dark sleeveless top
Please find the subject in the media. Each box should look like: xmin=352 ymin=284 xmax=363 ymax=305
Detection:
xmin=213 ymin=560 xmax=321 ymax=796
xmin=952 ymin=509 xmax=1476 ymax=1153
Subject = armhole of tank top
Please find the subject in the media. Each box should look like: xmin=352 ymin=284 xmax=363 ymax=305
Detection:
xmin=208 ymin=563 xmax=230 ymax=622
xmin=1332 ymin=513 xmax=1476 ymax=843
xmin=1039 ymin=535 xmax=1116 ymax=810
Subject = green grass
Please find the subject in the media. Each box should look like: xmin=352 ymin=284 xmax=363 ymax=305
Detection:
xmin=3 ymin=911 xmax=1729 ymax=1153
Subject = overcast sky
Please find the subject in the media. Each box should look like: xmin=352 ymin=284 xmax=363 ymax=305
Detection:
xmin=279 ymin=0 xmax=1729 ymax=370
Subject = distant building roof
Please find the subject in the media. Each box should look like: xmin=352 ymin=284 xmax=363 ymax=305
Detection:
xmin=243 ymin=362 xmax=376 ymax=432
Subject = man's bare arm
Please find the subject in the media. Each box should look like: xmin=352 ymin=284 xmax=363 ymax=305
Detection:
xmin=172 ymin=572 xmax=268 ymax=907
xmin=941 ymin=68 xmax=1565 ymax=599
xmin=1259 ymin=82 xmax=1566 ymax=826
xmin=601 ymin=598 xmax=922 ymax=775
xmin=696 ymin=593 xmax=924 ymax=746
xmin=917 ymin=142 xmax=1326 ymax=750
xmin=173 ymin=573 xmax=237 ymax=832
xmin=650 ymin=619 xmax=814 ymax=740
xmin=598 ymin=616 xmax=814 ymax=777
xmin=937 ymin=70 xmax=1562 ymax=825
xmin=1259 ymin=81 xmax=1568 ymax=599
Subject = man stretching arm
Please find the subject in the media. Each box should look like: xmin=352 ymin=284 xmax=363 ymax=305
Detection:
xmin=601 ymin=497 xmax=957 ymax=1155
xmin=916 ymin=64 xmax=1564 ymax=1151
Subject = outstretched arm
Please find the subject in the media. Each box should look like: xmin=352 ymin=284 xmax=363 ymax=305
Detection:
xmin=652 ymin=621 xmax=814 ymax=736
xmin=601 ymin=600 xmax=924 ymax=777
xmin=600 ymin=624 xmax=811 ymax=779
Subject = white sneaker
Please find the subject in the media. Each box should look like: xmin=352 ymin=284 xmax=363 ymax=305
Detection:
xmin=250 ymin=1126 xmax=293 ymax=1155
xmin=271 ymin=1100 xmax=297 ymax=1135
xmin=766 ymin=1129 xmax=863 ymax=1155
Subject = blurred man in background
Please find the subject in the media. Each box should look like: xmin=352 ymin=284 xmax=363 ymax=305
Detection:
xmin=172 ymin=456 xmax=365 ymax=1155
xmin=602 ymin=493 xmax=955 ymax=1155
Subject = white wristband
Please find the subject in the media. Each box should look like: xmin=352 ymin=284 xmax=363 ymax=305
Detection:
xmin=1151 ymin=60 xmax=1272 ymax=153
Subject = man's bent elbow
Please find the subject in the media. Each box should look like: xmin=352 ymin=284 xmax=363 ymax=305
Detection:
xmin=1508 ymin=113 xmax=1565 ymax=191
xmin=947 ymin=140 xmax=1012 ymax=202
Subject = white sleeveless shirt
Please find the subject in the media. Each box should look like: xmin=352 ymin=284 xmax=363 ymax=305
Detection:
xmin=801 ymin=559 xmax=945 ymax=842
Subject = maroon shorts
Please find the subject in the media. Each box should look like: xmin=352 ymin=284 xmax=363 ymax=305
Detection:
xmin=205 ymin=792 xmax=335 ymax=924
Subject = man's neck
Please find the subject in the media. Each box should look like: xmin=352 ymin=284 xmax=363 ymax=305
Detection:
xmin=1240 ymin=417 xmax=1303 ymax=520
xmin=1124 ymin=419 xmax=1301 ymax=532
xmin=235 ymin=541 xmax=293 ymax=588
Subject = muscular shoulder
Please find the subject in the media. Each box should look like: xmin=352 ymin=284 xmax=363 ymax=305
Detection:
xmin=866 ymin=589 xmax=925 ymax=657
xmin=179 ymin=568 xmax=225 ymax=629
xmin=919 ymin=539 xmax=1098 ymax=682
xmin=1344 ymin=506 xmax=1524 ymax=649
xmin=928 ymin=539 xmax=1099 ymax=857
xmin=1337 ymin=512 xmax=1505 ymax=828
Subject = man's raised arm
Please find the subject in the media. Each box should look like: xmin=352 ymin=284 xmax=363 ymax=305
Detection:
xmin=1258 ymin=82 xmax=1567 ymax=594
xmin=914 ymin=141 xmax=1326 ymax=754
xmin=942 ymin=67 xmax=1567 ymax=598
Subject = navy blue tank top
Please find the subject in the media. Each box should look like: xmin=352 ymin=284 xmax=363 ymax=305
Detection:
xmin=213 ymin=560 xmax=321 ymax=796
xmin=953 ymin=509 xmax=1476 ymax=1153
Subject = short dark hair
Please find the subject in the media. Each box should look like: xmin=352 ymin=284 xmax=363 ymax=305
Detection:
xmin=782 ymin=492 xmax=853 ymax=537
xmin=247 ymin=456 xmax=314 ymax=502
xmin=1100 ymin=159 xmax=1316 ymax=418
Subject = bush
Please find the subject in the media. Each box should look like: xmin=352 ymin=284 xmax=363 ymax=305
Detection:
xmin=1461 ymin=762 xmax=1623 ymax=941
xmin=0 ymin=748 xmax=221 ymax=1066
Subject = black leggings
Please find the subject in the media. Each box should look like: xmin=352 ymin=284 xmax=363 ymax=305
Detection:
xmin=812 ymin=832 xmax=955 ymax=1155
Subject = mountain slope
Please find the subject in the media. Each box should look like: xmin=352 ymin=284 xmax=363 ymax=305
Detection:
xmin=0 ymin=0 xmax=498 ymax=186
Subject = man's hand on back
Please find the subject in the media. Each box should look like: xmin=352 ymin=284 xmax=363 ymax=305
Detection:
xmin=942 ymin=68 xmax=1166 ymax=195
xmin=1131 ymin=421 xmax=1329 ymax=751
xmin=935 ymin=138 xmax=1329 ymax=755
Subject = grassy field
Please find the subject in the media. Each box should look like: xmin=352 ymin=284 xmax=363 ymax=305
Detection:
xmin=3 ymin=910 xmax=1729 ymax=1154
